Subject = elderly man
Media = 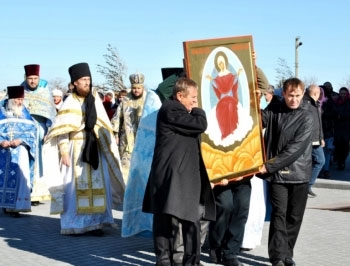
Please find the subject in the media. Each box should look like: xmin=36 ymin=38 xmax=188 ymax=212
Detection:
xmin=0 ymin=86 xmax=37 ymax=217
xmin=303 ymin=84 xmax=325 ymax=197
xmin=111 ymin=73 xmax=147 ymax=182
xmin=143 ymin=77 xmax=215 ymax=266
xmin=21 ymin=64 xmax=56 ymax=204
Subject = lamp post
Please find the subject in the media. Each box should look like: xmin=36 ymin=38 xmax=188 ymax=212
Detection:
xmin=295 ymin=36 xmax=303 ymax=78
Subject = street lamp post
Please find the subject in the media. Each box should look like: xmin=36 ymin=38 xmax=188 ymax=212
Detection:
xmin=295 ymin=36 xmax=303 ymax=78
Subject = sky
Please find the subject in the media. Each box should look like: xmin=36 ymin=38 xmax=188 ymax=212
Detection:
xmin=1 ymin=0 xmax=349 ymax=92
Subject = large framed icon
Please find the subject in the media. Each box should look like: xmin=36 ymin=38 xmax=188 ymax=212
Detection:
xmin=183 ymin=35 xmax=265 ymax=183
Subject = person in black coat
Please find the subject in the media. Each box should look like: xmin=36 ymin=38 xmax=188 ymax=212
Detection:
xmin=208 ymin=176 xmax=252 ymax=266
xmin=333 ymin=87 xmax=350 ymax=170
xmin=303 ymin=85 xmax=325 ymax=197
xmin=142 ymin=77 xmax=216 ymax=266
xmin=259 ymin=78 xmax=313 ymax=266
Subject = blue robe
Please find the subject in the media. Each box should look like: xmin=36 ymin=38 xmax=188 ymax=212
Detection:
xmin=21 ymin=79 xmax=56 ymax=201
xmin=0 ymin=101 xmax=37 ymax=211
xmin=121 ymin=90 xmax=161 ymax=237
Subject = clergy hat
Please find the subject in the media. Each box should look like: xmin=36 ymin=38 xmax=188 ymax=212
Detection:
xmin=7 ymin=86 xmax=25 ymax=99
xmin=24 ymin=64 xmax=40 ymax=76
xmin=68 ymin=62 xmax=91 ymax=83
xmin=161 ymin=67 xmax=184 ymax=80
xmin=129 ymin=73 xmax=145 ymax=88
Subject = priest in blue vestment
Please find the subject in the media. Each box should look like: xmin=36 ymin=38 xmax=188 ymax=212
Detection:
xmin=0 ymin=86 xmax=37 ymax=217
xmin=21 ymin=64 xmax=56 ymax=203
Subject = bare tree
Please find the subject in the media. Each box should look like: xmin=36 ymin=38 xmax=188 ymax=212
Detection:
xmin=302 ymin=76 xmax=318 ymax=89
xmin=274 ymin=57 xmax=293 ymax=88
xmin=340 ymin=75 xmax=350 ymax=88
xmin=49 ymin=77 xmax=67 ymax=92
xmin=96 ymin=44 xmax=127 ymax=92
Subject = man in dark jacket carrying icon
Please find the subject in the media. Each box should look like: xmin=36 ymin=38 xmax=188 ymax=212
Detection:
xmin=143 ymin=77 xmax=216 ymax=266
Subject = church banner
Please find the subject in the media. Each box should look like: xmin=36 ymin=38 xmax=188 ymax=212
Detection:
xmin=183 ymin=35 xmax=265 ymax=183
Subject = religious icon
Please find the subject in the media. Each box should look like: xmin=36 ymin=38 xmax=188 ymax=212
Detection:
xmin=183 ymin=35 xmax=265 ymax=183
xmin=203 ymin=48 xmax=253 ymax=147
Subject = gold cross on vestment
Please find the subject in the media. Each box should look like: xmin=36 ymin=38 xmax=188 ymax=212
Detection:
xmin=8 ymin=131 xmax=14 ymax=141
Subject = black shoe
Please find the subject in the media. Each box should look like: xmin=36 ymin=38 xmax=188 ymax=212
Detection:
xmin=240 ymin=247 xmax=252 ymax=252
xmin=308 ymin=189 xmax=317 ymax=198
xmin=174 ymin=262 xmax=204 ymax=266
xmin=222 ymin=257 xmax=244 ymax=266
xmin=31 ymin=201 xmax=40 ymax=206
xmin=88 ymin=229 xmax=104 ymax=236
xmin=338 ymin=164 xmax=345 ymax=170
xmin=3 ymin=209 xmax=20 ymax=217
xmin=10 ymin=212 xmax=20 ymax=218
xmin=272 ymin=260 xmax=285 ymax=266
xmin=285 ymin=258 xmax=296 ymax=266
xmin=320 ymin=170 xmax=330 ymax=179
xmin=209 ymin=248 xmax=222 ymax=264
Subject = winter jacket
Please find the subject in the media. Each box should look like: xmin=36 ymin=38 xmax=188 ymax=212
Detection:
xmin=321 ymin=97 xmax=337 ymax=139
xmin=303 ymin=93 xmax=323 ymax=145
xmin=261 ymin=100 xmax=313 ymax=184
xmin=142 ymin=99 xmax=216 ymax=222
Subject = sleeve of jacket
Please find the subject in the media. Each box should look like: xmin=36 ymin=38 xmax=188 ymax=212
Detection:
xmin=164 ymin=103 xmax=208 ymax=135
xmin=260 ymin=107 xmax=269 ymax=128
xmin=265 ymin=111 xmax=313 ymax=173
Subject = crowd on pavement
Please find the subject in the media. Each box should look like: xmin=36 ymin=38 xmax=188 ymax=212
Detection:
xmin=1 ymin=60 xmax=350 ymax=266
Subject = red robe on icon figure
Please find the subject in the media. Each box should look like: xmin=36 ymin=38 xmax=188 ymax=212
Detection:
xmin=212 ymin=73 xmax=239 ymax=139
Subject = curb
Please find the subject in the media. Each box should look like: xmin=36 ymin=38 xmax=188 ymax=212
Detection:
xmin=314 ymin=179 xmax=350 ymax=190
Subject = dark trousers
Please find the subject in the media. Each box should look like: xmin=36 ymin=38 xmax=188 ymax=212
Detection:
xmin=268 ymin=182 xmax=308 ymax=262
xmin=334 ymin=137 xmax=349 ymax=168
xmin=153 ymin=213 xmax=201 ymax=266
xmin=173 ymin=220 xmax=209 ymax=264
xmin=209 ymin=181 xmax=251 ymax=260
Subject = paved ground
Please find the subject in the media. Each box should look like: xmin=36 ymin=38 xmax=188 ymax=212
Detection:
xmin=1 ymin=160 xmax=350 ymax=266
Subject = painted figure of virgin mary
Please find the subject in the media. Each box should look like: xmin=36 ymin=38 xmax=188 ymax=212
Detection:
xmin=206 ymin=51 xmax=242 ymax=139
xmin=203 ymin=47 xmax=253 ymax=148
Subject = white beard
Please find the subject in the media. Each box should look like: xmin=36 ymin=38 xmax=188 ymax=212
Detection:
xmin=7 ymin=99 xmax=24 ymax=117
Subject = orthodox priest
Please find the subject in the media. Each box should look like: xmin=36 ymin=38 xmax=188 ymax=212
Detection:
xmin=0 ymin=86 xmax=37 ymax=217
xmin=21 ymin=64 xmax=56 ymax=204
xmin=111 ymin=73 xmax=147 ymax=182
xmin=43 ymin=62 xmax=125 ymax=236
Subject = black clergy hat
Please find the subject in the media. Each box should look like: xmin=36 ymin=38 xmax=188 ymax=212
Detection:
xmin=68 ymin=63 xmax=91 ymax=83
xmin=7 ymin=86 xmax=25 ymax=99
xmin=161 ymin=67 xmax=184 ymax=80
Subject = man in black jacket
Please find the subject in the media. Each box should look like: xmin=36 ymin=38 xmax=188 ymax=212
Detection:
xmin=303 ymin=85 xmax=325 ymax=197
xmin=143 ymin=77 xmax=216 ymax=266
xmin=259 ymin=78 xmax=313 ymax=266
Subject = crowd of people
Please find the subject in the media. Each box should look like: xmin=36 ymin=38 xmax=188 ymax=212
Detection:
xmin=0 ymin=60 xmax=349 ymax=266
xmin=259 ymin=80 xmax=350 ymax=197
xmin=307 ymin=82 xmax=350 ymax=186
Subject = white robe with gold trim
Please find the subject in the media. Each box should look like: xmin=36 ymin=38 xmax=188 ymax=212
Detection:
xmin=43 ymin=90 xmax=125 ymax=234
